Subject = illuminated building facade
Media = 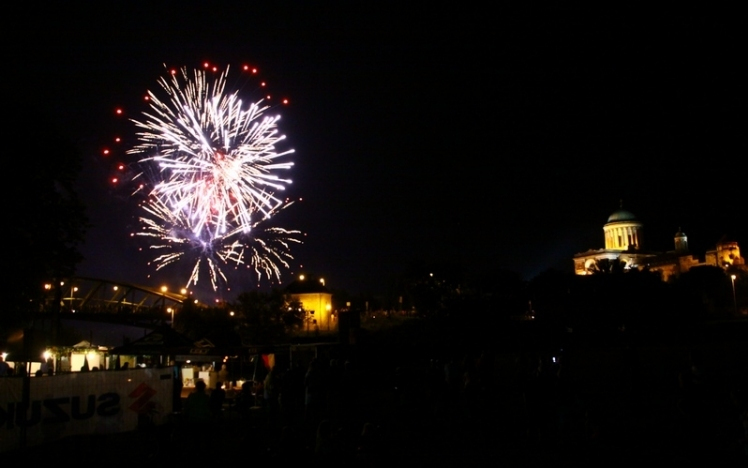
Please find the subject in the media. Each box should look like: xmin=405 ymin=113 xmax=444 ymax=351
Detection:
xmin=285 ymin=275 xmax=335 ymax=332
xmin=574 ymin=206 xmax=744 ymax=281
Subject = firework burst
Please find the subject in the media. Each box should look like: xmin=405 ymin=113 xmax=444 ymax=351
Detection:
xmin=114 ymin=63 xmax=301 ymax=291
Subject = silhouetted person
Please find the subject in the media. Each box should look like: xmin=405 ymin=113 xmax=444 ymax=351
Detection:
xmin=280 ymin=363 xmax=304 ymax=426
xmin=184 ymin=380 xmax=211 ymax=424
xmin=172 ymin=360 xmax=183 ymax=412
xmin=218 ymin=364 xmax=229 ymax=386
xmin=235 ymin=381 xmax=254 ymax=419
xmin=357 ymin=422 xmax=380 ymax=468
xmin=264 ymin=367 xmax=280 ymax=427
xmin=0 ymin=356 xmax=10 ymax=376
xmin=40 ymin=358 xmax=53 ymax=376
xmin=209 ymin=381 xmax=226 ymax=419
xmin=305 ymin=358 xmax=325 ymax=430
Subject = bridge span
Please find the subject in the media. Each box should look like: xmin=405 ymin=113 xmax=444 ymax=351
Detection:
xmin=43 ymin=277 xmax=191 ymax=317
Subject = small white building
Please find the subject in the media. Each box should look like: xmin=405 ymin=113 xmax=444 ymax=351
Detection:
xmin=286 ymin=275 xmax=335 ymax=332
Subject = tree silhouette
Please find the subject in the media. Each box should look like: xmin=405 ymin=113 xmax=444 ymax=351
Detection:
xmin=5 ymin=110 xmax=88 ymax=328
xmin=232 ymin=289 xmax=305 ymax=344
xmin=586 ymin=258 xmax=628 ymax=275
xmin=673 ymin=266 xmax=735 ymax=318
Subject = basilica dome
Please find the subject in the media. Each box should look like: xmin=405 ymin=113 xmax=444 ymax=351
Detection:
xmin=607 ymin=209 xmax=637 ymax=223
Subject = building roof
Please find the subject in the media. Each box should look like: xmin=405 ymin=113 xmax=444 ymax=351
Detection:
xmin=607 ymin=209 xmax=638 ymax=223
xmin=285 ymin=277 xmax=331 ymax=295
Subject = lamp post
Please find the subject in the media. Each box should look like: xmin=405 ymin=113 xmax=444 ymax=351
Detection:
xmin=730 ymin=274 xmax=737 ymax=315
xmin=168 ymin=308 xmax=174 ymax=328
xmin=69 ymin=286 xmax=78 ymax=310
xmin=160 ymin=286 xmax=174 ymax=327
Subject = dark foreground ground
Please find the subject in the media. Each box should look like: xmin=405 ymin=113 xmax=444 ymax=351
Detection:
xmin=7 ymin=318 xmax=748 ymax=465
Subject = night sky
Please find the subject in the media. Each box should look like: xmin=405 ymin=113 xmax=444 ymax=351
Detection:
xmin=8 ymin=3 xmax=746 ymax=302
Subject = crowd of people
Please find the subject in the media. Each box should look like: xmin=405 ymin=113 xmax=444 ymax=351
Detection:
xmin=5 ymin=336 xmax=748 ymax=465
xmin=166 ymin=343 xmax=748 ymax=465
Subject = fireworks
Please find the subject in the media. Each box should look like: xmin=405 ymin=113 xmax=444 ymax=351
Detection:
xmin=116 ymin=63 xmax=300 ymax=291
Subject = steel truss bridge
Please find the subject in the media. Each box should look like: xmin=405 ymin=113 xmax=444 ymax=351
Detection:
xmin=43 ymin=277 xmax=189 ymax=319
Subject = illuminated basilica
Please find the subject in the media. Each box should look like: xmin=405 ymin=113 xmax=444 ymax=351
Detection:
xmin=573 ymin=205 xmax=744 ymax=281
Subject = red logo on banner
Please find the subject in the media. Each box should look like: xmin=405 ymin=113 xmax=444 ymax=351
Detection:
xmin=128 ymin=383 xmax=157 ymax=414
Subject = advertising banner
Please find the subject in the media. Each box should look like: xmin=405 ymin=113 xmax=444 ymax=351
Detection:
xmin=0 ymin=368 xmax=173 ymax=452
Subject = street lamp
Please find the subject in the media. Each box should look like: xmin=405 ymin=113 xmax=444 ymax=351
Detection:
xmin=167 ymin=308 xmax=174 ymax=328
xmin=730 ymin=274 xmax=737 ymax=315
xmin=69 ymin=286 xmax=78 ymax=310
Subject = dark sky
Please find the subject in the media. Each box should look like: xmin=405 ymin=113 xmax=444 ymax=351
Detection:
xmin=7 ymin=3 xmax=746 ymax=302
